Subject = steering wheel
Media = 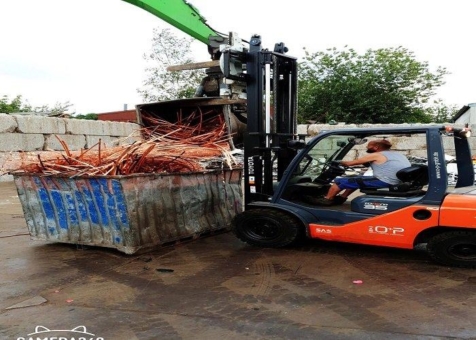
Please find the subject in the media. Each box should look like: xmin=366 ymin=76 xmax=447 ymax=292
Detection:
xmin=313 ymin=160 xmax=347 ymax=184
xmin=316 ymin=160 xmax=344 ymax=178
xmin=329 ymin=160 xmax=345 ymax=171
xmin=326 ymin=160 xmax=354 ymax=174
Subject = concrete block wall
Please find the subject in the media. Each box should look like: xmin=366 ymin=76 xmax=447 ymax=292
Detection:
xmin=301 ymin=123 xmax=476 ymax=161
xmin=1 ymin=115 xmax=474 ymax=181
xmin=0 ymin=114 xmax=141 ymax=181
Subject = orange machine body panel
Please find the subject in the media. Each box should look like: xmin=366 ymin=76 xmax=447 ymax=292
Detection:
xmin=309 ymin=205 xmax=440 ymax=249
xmin=440 ymin=192 xmax=476 ymax=227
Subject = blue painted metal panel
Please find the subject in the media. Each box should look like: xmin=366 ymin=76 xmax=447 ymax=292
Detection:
xmin=14 ymin=169 xmax=243 ymax=254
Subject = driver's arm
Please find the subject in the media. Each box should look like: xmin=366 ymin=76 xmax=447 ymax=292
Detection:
xmin=341 ymin=153 xmax=385 ymax=167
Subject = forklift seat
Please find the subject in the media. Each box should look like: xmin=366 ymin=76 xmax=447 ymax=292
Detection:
xmin=350 ymin=165 xmax=428 ymax=215
xmin=359 ymin=165 xmax=429 ymax=197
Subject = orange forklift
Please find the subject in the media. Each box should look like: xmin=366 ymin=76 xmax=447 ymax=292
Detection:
xmin=232 ymin=125 xmax=476 ymax=268
xmin=216 ymin=30 xmax=476 ymax=268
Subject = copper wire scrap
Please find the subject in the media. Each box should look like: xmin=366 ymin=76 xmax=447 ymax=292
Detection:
xmin=13 ymin=107 xmax=241 ymax=177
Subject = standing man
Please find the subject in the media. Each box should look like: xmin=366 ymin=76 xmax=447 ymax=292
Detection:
xmin=314 ymin=139 xmax=411 ymax=206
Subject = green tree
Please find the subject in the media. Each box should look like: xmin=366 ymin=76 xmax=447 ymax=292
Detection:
xmin=138 ymin=28 xmax=203 ymax=102
xmin=0 ymin=94 xmax=73 ymax=115
xmin=74 ymin=113 xmax=98 ymax=120
xmin=298 ymin=47 xmax=449 ymax=124
xmin=0 ymin=95 xmax=29 ymax=113
xmin=426 ymin=99 xmax=458 ymax=123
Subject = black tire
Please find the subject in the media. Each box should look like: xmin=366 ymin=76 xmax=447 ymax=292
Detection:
xmin=232 ymin=209 xmax=303 ymax=248
xmin=427 ymin=231 xmax=476 ymax=268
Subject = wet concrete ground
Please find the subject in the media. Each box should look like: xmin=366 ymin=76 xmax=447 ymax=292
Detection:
xmin=1 ymin=181 xmax=476 ymax=340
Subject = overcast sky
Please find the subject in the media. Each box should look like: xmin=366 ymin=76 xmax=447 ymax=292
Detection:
xmin=0 ymin=0 xmax=475 ymax=114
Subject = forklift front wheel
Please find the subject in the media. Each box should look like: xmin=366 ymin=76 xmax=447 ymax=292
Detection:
xmin=427 ymin=231 xmax=476 ymax=268
xmin=232 ymin=209 xmax=303 ymax=248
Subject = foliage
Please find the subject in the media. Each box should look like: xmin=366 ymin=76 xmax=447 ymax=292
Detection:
xmin=425 ymin=99 xmax=458 ymax=123
xmin=0 ymin=95 xmax=29 ymax=113
xmin=298 ymin=47 xmax=449 ymax=124
xmin=34 ymin=101 xmax=74 ymax=115
xmin=74 ymin=113 xmax=98 ymax=120
xmin=0 ymin=94 xmax=73 ymax=115
xmin=138 ymin=28 xmax=203 ymax=102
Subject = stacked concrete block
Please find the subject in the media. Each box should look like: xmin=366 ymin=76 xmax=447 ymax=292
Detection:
xmin=442 ymin=137 xmax=456 ymax=152
xmin=390 ymin=136 xmax=428 ymax=151
xmin=0 ymin=115 xmax=141 ymax=153
xmin=85 ymin=135 xmax=117 ymax=148
xmin=0 ymin=114 xmax=46 ymax=152
xmin=297 ymin=124 xmax=309 ymax=137
xmin=342 ymin=149 xmax=358 ymax=161
xmin=65 ymin=118 xmax=106 ymax=136
xmin=408 ymin=149 xmax=431 ymax=158
xmin=303 ymin=123 xmax=464 ymax=161
xmin=0 ymin=115 xmax=143 ymax=179
xmin=0 ymin=114 xmax=16 ymax=133
xmin=44 ymin=134 xmax=87 ymax=151
xmin=104 ymin=120 xmax=137 ymax=137
xmin=0 ymin=133 xmax=44 ymax=152
xmin=120 ymin=130 xmax=143 ymax=145
xmin=468 ymin=137 xmax=476 ymax=151
xmin=110 ymin=122 xmax=143 ymax=145
xmin=15 ymin=114 xmax=66 ymax=134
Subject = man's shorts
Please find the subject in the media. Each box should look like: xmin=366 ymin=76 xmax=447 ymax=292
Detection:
xmin=334 ymin=176 xmax=390 ymax=190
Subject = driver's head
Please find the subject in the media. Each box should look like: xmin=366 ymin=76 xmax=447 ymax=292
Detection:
xmin=366 ymin=139 xmax=392 ymax=153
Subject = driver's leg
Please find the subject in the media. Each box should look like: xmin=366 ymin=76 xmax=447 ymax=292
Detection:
xmin=311 ymin=178 xmax=356 ymax=205
xmin=325 ymin=187 xmax=357 ymax=204
xmin=324 ymin=183 xmax=342 ymax=200
xmin=319 ymin=178 xmax=358 ymax=205
xmin=339 ymin=189 xmax=356 ymax=199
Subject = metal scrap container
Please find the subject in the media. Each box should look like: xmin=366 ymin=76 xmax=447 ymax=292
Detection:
xmin=135 ymin=97 xmax=247 ymax=149
xmin=14 ymin=169 xmax=242 ymax=254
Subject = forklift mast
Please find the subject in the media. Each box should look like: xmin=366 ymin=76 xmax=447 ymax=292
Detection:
xmin=222 ymin=35 xmax=299 ymax=205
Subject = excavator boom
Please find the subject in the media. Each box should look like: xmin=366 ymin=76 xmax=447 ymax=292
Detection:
xmin=122 ymin=0 xmax=218 ymax=45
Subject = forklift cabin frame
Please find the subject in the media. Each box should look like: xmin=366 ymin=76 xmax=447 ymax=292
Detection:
xmin=266 ymin=126 xmax=474 ymax=222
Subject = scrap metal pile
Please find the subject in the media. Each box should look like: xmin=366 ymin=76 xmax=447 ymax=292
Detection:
xmin=13 ymin=107 xmax=240 ymax=177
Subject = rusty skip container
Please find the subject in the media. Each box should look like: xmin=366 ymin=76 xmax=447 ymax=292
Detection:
xmin=135 ymin=97 xmax=247 ymax=149
xmin=14 ymin=169 xmax=242 ymax=254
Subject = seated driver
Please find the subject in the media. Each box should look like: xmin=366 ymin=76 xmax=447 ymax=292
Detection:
xmin=314 ymin=139 xmax=411 ymax=206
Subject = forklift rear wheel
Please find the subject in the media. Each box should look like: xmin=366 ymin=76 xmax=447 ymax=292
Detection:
xmin=427 ymin=231 xmax=476 ymax=268
xmin=232 ymin=209 xmax=303 ymax=248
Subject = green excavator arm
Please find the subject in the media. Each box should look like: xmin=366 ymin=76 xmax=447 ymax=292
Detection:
xmin=122 ymin=0 xmax=219 ymax=45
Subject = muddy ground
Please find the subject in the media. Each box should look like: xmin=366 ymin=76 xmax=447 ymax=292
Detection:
xmin=1 ymin=181 xmax=475 ymax=340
